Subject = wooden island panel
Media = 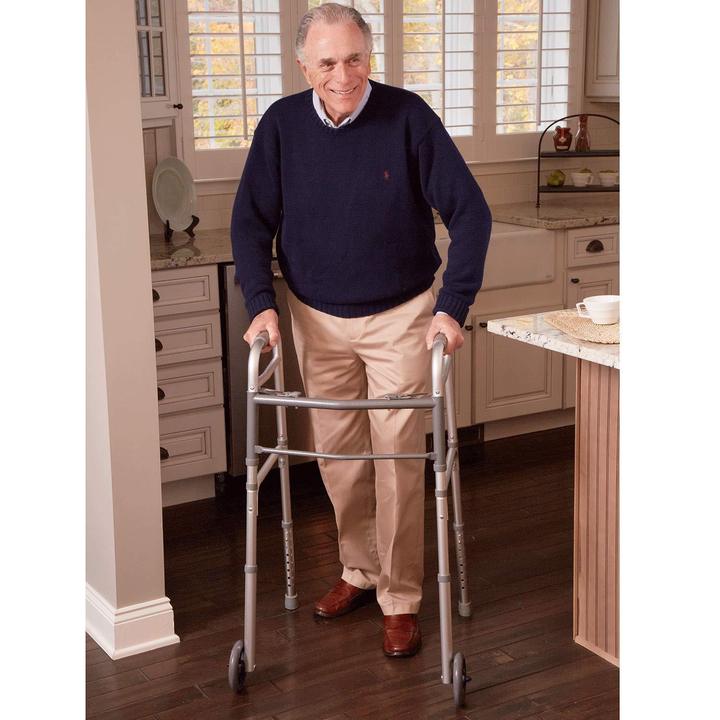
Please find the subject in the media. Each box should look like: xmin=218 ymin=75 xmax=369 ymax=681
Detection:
xmin=573 ymin=358 xmax=619 ymax=666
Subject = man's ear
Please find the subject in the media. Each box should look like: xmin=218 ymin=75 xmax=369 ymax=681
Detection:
xmin=296 ymin=57 xmax=311 ymax=86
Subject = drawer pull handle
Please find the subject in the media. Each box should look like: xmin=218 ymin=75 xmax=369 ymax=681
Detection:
xmin=157 ymin=387 xmax=165 ymax=401
xmin=160 ymin=447 xmax=169 ymax=461
xmin=478 ymin=321 xmax=488 ymax=328
xmin=152 ymin=288 xmax=160 ymax=302
xmin=155 ymin=338 xmax=163 ymax=352
xmin=464 ymin=324 xmax=473 ymax=331
xmin=570 ymin=277 xmax=580 ymax=284
xmin=586 ymin=239 xmax=605 ymax=253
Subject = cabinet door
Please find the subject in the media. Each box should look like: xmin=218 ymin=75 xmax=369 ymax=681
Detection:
xmin=423 ymin=323 xmax=473 ymax=434
xmin=563 ymin=264 xmax=620 ymax=408
xmin=474 ymin=310 xmax=564 ymax=424
xmin=136 ymin=0 xmax=182 ymax=122
xmin=585 ymin=0 xmax=620 ymax=101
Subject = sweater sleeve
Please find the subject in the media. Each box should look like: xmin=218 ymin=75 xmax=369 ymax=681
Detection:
xmin=418 ymin=118 xmax=492 ymax=326
xmin=230 ymin=111 xmax=282 ymax=320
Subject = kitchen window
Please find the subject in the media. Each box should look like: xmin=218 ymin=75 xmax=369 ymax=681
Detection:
xmin=168 ymin=0 xmax=585 ymax=180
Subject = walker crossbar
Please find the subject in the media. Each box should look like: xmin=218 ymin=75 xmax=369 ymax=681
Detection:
xmin=253 ymin=394 xmax=436 ymax=410
xmin=254 ymin=445 xmax=435 ymax=462
xmin=228 ymin=329 xmax=473 ymax=708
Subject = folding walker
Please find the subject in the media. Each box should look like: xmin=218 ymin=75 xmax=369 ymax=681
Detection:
xmin=227 ymin=330 xmax=473 ymax=707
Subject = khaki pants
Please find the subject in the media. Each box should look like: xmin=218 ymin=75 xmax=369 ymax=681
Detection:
xmin=287 ymin=289 xmax=434 ymax=615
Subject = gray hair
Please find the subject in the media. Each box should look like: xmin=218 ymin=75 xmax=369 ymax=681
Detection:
xmin=295 ymin=3 xmax=373 ymax=62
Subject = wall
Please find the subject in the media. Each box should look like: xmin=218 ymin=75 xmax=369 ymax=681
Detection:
xmin=86 ymin=0 xmax=178 ymax=658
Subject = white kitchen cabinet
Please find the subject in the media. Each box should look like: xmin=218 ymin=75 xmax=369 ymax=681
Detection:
xmin=563 ymin=226 xmax=620 ymax=409
xmin=152 ymin=266 xmax=226 ymax=484
xmin=473 ymin=306 xmax=565 ymax=424
xmin=584 ymin=0 xmax=620 ymax=101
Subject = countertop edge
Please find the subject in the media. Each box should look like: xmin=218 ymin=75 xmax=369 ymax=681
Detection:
xmin=487 ymin=317 xmax=619 ymax=369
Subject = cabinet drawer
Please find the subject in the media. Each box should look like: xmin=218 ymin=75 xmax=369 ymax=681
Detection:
xmin=566 ymin=226 xmax=619 ymax=267
xmin=151 ymin=266 xmax=219 ymax=317
xmin=154 ymin=312 xmax=222 ymax=366
xmin=159 ymin=407 xmax=227 ymax=483
xmin=157 ymin=359 xmax=224 ymax=415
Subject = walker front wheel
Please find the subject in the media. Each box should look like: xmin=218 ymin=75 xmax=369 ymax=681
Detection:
xmin=228 ymin=640 xmax=247 ymax=693
xmin=452 ymin=651 xmax=469 ymax=707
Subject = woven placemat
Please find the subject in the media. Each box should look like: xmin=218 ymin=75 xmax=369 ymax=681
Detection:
xmin=544 ymin=309 xmax=619 ymax=344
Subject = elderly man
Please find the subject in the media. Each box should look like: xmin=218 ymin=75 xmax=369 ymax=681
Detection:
xmin=231 ymin=3 xmax=491 ymax=658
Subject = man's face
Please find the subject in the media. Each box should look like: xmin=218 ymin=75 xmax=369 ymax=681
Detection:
xmin=297 ymin=20 xmax=372 ymax=124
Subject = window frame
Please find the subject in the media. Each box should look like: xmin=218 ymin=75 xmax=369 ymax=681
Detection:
xmin=480 ymin=0 xmax=587 ymax=162
xmin=170 ymin=0 xmax=586 ymax=181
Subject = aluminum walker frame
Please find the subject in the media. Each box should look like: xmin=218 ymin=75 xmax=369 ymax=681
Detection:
xmin=228 ymin=330 xmax=473 ymax=707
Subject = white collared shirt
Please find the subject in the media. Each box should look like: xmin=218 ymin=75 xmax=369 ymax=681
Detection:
xmin=312 ymin=81 xmax=372 ymax=128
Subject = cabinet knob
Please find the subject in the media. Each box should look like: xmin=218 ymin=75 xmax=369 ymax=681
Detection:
xmin=464 ymin=324 xmax=473 ymax=331
xmin=157 ymin=387 xmax=165 ymax=401
xmin=155 ymin=338 xmax=163 ymax=352
xmin=570 ymin=277 xmax=580 ymax=284
xmin=152 ymin=288 xmax=160 ymax=302
xmin=479 ymin=321 xmax=488 ymax=328
xmin=172 ymin=103 xmax=183 ymax=109
xmin=160 ymin=447 xmax=169 ymax=461
xmin=586 ymin=239 xmax=605 ymax=253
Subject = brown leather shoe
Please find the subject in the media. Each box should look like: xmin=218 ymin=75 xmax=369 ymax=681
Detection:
xmin=383 ymin=614 xmax=422 ymax=657
xmin=314 ymin=578 xmax=375 ymax=619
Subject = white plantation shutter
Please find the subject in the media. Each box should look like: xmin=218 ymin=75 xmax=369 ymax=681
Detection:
xmin=186 ymin=0 xmax=284 ymax=150
xmin=496 ymin=0 xmax=571 ymax=134
xmin=402 ymin=0 xmax=475 ymax=137
xmin=173 ymin=0 xmax=583 ymax=177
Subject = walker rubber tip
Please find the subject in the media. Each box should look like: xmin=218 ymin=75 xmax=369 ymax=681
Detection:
xmin=458 ymin=601 xmax=472 ymax=617
xmin=285 ymin=595 xmax=299 ymax=610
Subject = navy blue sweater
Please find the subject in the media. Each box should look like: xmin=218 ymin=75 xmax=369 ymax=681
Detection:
xmin=231 ymin=80 xmax=491 ymax=326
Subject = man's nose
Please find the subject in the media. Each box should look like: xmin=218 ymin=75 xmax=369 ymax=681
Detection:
xmin=333 ymin=62 xmax=350 ymax=84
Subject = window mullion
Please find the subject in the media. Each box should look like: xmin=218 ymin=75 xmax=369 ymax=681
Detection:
xmin=536 ymin=0 xmax=544 ymax=130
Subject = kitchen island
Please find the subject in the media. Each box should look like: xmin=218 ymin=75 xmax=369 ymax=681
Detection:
xmin=487 ymin=313 xmax=619 ymax=667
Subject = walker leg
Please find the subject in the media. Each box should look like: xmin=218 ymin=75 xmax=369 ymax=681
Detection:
xmin=444 ymin=371 xmax=472 ymax=618
xmin=243 ymin=389 xmax=260 ymax=673
xmin=432 ymin=392 xmax=453 ymax=686
xmin=274 ymin=340 xmax=298 ymax=610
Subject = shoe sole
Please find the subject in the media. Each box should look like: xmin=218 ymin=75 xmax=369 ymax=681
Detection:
xmin=383 ymin=637 xmax=422 ymax=658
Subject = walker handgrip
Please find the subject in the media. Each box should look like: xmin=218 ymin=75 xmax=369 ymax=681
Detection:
xmin=432 ymin=332 xmax=448 ymax=355
xmin=252 ymin=330 xmax=270 ymax=350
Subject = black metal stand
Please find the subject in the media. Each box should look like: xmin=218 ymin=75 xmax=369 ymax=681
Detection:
xmin=163 ymin=215 xmax=200 ymax=242
xmin=536 ymin=113 xmax=620 ymax=208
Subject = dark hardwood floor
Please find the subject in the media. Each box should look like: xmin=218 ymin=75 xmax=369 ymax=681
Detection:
xmin=86 ymin=425 xmax=619 ymax=719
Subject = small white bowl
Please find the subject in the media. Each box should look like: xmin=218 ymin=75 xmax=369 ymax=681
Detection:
xmin=598 ymin=171 xmax=619 ymax=187
xmin=571 ymin=172 xmax=593 ymax=187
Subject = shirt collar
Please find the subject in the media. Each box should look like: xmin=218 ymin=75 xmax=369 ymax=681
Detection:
xmin=312 ymin=81 xmax=372 ymax=128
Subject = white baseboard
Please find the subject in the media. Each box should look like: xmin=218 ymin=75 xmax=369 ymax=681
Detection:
xmin=483 ymin=408 xmax=575 ymax=441
xmin=161 ymin=473 xmax=216 ymax=507
xmin=86 ymin=584 xmax=180 ymax=660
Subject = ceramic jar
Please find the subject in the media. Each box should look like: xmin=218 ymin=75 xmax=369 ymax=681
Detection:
xmin=553 ymin=125 xmax=573 ymax=151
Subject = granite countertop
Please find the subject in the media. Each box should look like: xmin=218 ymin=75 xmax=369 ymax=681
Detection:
xmin=487 ymin=312 xmax=619 ymax=369
xmin=149 ymin=229 xmax=234 ymax=270
xmin=490 ymin=197 xmax=619 ymax=229
xmin=149 ymin=199 xmax=618 ymax=270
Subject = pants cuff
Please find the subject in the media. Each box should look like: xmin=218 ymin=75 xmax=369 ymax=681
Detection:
xmin=379 ymin=602 xmax=422 ymax=616
xmin=341 ymin=568 xmax=377 ymax=591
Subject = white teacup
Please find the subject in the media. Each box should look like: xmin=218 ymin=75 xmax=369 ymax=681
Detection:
xmin=576 ymin=295 xmax=620 ymax=325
